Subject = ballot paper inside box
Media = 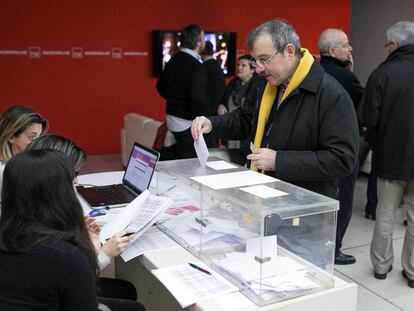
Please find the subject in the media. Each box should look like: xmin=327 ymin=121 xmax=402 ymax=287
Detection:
xmin=155 ymin=158 xmax=339 ymax=306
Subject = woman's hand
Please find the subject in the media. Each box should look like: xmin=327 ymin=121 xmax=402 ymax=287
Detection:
xmin=101 ymin=229 xmax=134 ymax=259
xmin=85 ymin=216 xmax=101 ymax=254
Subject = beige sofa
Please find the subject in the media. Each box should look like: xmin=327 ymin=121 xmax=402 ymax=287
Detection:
xmin=121 ymin=113 xmax=230 ymax=167
xmin=120 ymin=113 xmax=176 ymax=167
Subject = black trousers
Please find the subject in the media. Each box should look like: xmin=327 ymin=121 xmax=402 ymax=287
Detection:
xmin=96 ymin=277 xmax=137 ymax=300
xmin=171 ymin=128 xmax=197 ymax=159
xmin=336 ymin=162 xmax=359 ymax=255
xmin=360 ymin=141 xmax=378 ymax=215
xmin=366 ymin=173 xmax=378 ymax=215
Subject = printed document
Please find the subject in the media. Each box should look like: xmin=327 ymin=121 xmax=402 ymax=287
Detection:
xmin=152 ymin=262 xmax=238 ymax=308
xmin=121 ymin=229 xmax=179 ymax=262
xmin=99 ymin=190 xmax=173 ymax=244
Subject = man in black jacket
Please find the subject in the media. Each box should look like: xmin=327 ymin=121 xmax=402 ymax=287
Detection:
xmin=318 ymin=28 xmax=364 ymax=265
xmin=361 ymin=21 xmax=414 ymax=287
xmin=192 ymin=19 xmax=359 ymax=203
xmin=157 ymin=24 xmax=208 ymax=159
xmin=201 ymin=41 xmax=226 ymax=117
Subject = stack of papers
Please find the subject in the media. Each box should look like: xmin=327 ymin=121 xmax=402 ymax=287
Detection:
xmin=215 ymin=251 xmax=319 ymax=300
xmin=161 ymin=211 xmax=258 ymax=250
xmin=156 ymin=190 xmax=201 ymax=222
xmin=120 ymin=229 xmax=179 ymax=262
xmin=152 ymin=262 xmax=238 ymax=308
xmin=99 ymin=190 xmax=173 ymax=244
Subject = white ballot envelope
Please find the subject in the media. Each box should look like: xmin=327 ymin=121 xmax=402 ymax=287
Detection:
xmin=194 ymin=133 xmax=209 ymax=166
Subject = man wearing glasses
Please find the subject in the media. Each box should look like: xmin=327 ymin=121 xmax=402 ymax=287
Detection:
xmin=360 ymin=21 xmax=414 ymax=286
xmin=191 ymin=18 xmax=359 ymax=202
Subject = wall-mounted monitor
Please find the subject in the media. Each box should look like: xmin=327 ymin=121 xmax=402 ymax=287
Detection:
xmin=153 ymin=29 xmax=236 ymax=76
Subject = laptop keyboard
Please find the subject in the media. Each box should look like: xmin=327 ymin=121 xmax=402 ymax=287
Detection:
xmin=96 ymin=185 xmax=135 ymax=205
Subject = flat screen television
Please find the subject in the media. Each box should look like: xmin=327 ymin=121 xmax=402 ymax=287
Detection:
xmin=153 ymin=29 xmax=236 ymax=76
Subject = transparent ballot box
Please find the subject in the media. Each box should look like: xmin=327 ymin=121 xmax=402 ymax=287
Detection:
xmin=155 ymin=158 xmax=338 ymax=306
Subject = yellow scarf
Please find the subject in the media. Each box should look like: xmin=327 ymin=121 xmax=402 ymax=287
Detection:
xmin=251 ymin=48 xmax=314 ymax=171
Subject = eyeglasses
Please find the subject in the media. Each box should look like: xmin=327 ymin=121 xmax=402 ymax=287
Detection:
xmin=384 ymin=41 xmax=395 ymax=48
xmin=248 ymin=51 xmax=279 ymax=69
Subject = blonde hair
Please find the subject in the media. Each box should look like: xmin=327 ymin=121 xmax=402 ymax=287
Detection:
xmin=0 ymin=105 xmax=48 ymax=163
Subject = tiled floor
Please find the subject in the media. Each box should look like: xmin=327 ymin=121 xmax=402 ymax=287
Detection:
xmin=335 ymin=174 xmax=413 ymax=311
xmin=84 ymin=154 xmax=414 ymax=310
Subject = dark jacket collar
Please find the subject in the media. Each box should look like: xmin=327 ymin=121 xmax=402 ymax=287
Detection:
xmin=320 ymin=55 xmax=348 ymax=68
xmin=293 ymin=61 xmax=324 ymax=94
xmin=386 ymin=43 xmax=414 ymax=62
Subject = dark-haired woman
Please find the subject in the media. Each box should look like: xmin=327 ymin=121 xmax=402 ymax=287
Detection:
xmin=218 ymin=55 xmax=261 ymax=166
xmin=27 ymin=135 xmax=146 ymax=311
xmin=0 ymin=150 xmax=101 ymax=310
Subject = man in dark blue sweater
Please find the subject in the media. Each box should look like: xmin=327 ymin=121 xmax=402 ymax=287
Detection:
xmin=201 ymin=41 xmax=226 ymax=118
xmin=318 ymin=28 xmax=364 ymax=265
xmin=157 ymin=24 xmax=209 ymax=159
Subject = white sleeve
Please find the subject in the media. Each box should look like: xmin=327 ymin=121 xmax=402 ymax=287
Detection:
xmin=97 ymin=250 xmax=111 ymax=270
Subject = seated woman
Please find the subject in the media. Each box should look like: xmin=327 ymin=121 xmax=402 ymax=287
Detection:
xmin=0 ymin=150 xmax=101 ymax=310
xmin=0 ymin=105 xmax=48 ymax=194
xmin=27 ymin=135 xmax=145 ymax=311
xmin=217 ymin=55 xmax=260 ymax=166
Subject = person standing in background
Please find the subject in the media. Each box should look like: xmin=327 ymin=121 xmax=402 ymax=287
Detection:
xmin=218 ymin=54 xmax=261 ymax=166
xmin=318 ymin=28 xmax=364 ymax=265
xmin=157 ymin=24 xmax=208 ymax=159
xmin=201 ymin=41 xmax=226 ymax=148
xmin=360 ymin=21 xmax=414 ymax=286
xmin=201 ymin=41 xmax=226 ymax=117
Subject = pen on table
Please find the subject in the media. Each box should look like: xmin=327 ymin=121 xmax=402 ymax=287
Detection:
xmin=105 ymin=232 xmax=136 ymax=241
xmin=166 ymin=185 xmax=176 ymax=192
xmin=189 ymin=263 xmax=211 ymax=275
xmin=159 ymin=185 xmax=176 ymax=196
xmin=104 ymin=204 xmax=128 ymax=210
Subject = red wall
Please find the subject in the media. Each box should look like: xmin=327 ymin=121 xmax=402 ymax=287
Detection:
xmin=0 ymin=0 xmax=350 ymax=154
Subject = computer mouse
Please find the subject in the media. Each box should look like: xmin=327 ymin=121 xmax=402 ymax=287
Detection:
xmin=88 ymin=209 xmax=106 ymax=217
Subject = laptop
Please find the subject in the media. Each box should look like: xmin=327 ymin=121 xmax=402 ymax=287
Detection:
xmin=77 ymin=142 xmax=160 ymax=209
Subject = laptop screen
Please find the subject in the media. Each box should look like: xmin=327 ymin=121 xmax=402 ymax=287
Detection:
xmin=123 ymin=143 xmax=159 ymax=194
